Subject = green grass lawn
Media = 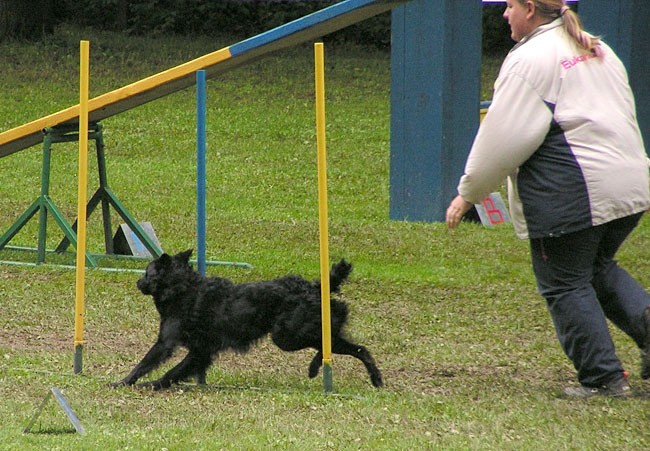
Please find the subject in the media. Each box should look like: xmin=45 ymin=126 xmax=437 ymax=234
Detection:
xmin=0 ymin=26 xmax=648 ymax=450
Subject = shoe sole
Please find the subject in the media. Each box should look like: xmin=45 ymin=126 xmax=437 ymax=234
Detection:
xmin=564 ymin=380 xmax=632 ymax=398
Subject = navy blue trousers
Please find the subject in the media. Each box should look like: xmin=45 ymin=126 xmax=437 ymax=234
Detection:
xmin=530 ymin=212 xmax=650 ymax=387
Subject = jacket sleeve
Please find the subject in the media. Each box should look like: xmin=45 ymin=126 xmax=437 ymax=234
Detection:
xmin=458 ymin=72 xmax=553 ymax=204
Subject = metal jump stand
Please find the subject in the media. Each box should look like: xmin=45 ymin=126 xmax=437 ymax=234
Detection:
xmin=0 ymin=122 xmax=162 ymax=267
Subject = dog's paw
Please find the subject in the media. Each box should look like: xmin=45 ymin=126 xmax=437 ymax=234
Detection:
xmin=308 ymin=362 xmax=321 ymax=379
xmin=109 ymin=380 xmax=130 ymax=389
xmin=137 ymin=379 xmax=172 ymax=391
xmin=371 ymin=373 xmax=384 ymax=388
xmin=135 ymin=382 xmax=158 ymax=391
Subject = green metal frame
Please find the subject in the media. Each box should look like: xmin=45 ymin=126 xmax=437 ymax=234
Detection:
xmin=0 ymin=122 xmax=162 ymax=267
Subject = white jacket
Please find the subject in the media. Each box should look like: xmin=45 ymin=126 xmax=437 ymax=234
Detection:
xmin=458 ymin=19 xmax=649 ymax=239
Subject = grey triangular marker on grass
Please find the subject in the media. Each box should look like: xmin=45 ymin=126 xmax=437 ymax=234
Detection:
xmin=24 ymin=387 xmax=86 ymax=435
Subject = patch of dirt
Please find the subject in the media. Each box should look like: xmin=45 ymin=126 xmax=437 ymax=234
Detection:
xmin=0 ymin=327 xmax=70 ymax=353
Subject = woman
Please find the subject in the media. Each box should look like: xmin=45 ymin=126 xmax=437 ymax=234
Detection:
xmin=447 ymin=0 xmax=650 ymax=397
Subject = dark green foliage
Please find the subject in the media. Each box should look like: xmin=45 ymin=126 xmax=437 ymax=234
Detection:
xmin=2 ymin=1 xmax=579 ymax=50
xmin=52 ymin=0 xmax=504 ymax=51
xmin=482 ymin=4 xmax=513 ymax=56
xmin=55 ymin=0 xmax=390 ymax=47
xmin=0 ymin=0 xmax=54 ymax=40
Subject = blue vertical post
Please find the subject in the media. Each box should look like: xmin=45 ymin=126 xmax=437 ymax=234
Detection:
xmin=579 ymin=0 xmax=650 ymax=153
xmin=196 ymin=70 xmax=207 ymax=276
xmin=389 ymin=0 xmax=483 ymax=222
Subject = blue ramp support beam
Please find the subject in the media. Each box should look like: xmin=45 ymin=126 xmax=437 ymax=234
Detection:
xmin=389 ymin=0 xmax=483 ymax=222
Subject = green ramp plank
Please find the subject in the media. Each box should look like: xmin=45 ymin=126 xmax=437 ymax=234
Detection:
xmin=0 ymin=0 xmax=408 ymax=159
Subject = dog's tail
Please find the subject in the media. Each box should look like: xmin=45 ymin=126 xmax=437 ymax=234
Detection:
xmin=329 ymin=259 xmax=352 ymax=293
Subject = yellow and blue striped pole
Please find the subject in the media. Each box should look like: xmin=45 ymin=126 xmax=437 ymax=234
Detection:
xmin=314 ymin=42 xmax=333 ymax=393
xmin=74 ymin=40 xmax=90 ymax=374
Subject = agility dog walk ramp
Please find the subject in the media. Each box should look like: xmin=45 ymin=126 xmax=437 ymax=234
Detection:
xmin=0 ymin=0 xmax=408 ymax=158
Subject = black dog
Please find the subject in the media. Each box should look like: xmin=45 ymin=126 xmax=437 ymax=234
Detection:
xmin=111 ymin=250 xmax=383 ymax=389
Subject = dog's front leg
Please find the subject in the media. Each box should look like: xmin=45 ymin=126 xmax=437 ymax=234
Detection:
xmin=140 ymin=350 xmax=212 ymax=390
xmin=110 ymin=340 xmax=175 ymax=388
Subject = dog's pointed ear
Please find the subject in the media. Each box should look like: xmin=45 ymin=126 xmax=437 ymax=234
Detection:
xmin=158 ymin=253 xmax=172 ymax=266
xmin=176 ymin=249 xmax=193 ymax=263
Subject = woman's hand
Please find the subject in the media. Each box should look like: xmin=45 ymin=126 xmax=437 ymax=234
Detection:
xmin=446 ymin=195 xmax=473 ymax=229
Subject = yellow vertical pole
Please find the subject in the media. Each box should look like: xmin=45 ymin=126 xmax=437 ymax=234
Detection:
xmin=314 ymin=42 xmax=333 ymax=393
xmin=74 ymin=40 xmax=90 ymax=374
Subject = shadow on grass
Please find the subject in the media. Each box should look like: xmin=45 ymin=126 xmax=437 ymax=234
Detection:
xmin=24 ymin=427 xmax=77 ymax=435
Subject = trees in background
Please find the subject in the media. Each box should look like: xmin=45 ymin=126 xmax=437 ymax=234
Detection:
xmin=0 ymin=0 xmax=54 ymax=40
xmin=0 ymin=0 xmax=514 ymax=54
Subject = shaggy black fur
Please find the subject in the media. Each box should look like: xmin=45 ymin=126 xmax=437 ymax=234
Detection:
xmin=111 ymin=250 xmax=383 ymax=389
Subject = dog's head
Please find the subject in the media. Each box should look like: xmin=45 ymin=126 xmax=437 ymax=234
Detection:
xmin=137 ymin=249 xmax=194 ymax=296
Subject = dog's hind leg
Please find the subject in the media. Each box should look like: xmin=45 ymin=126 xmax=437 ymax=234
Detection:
xmin=331 ymin=337 xmax=383 ymax=388
xmin=141 ymin=351 xmax=213 ymax=390
xmin=308 ymin=350 xmax=323 ymax=379
xmin=271 ymin=330 xmax=324 ymax=380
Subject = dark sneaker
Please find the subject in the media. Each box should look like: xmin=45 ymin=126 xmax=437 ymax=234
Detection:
xmin=564 ymin=377 xmax=631 ymax=398
xmin=642 ymin=306 xmax=650 ymax=380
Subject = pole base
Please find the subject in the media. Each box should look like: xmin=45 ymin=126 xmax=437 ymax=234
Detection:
xmin=74 ymin=344 xmax=83 ymax=374
xmin=323 ymin=362 xmax=333 ymax=393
